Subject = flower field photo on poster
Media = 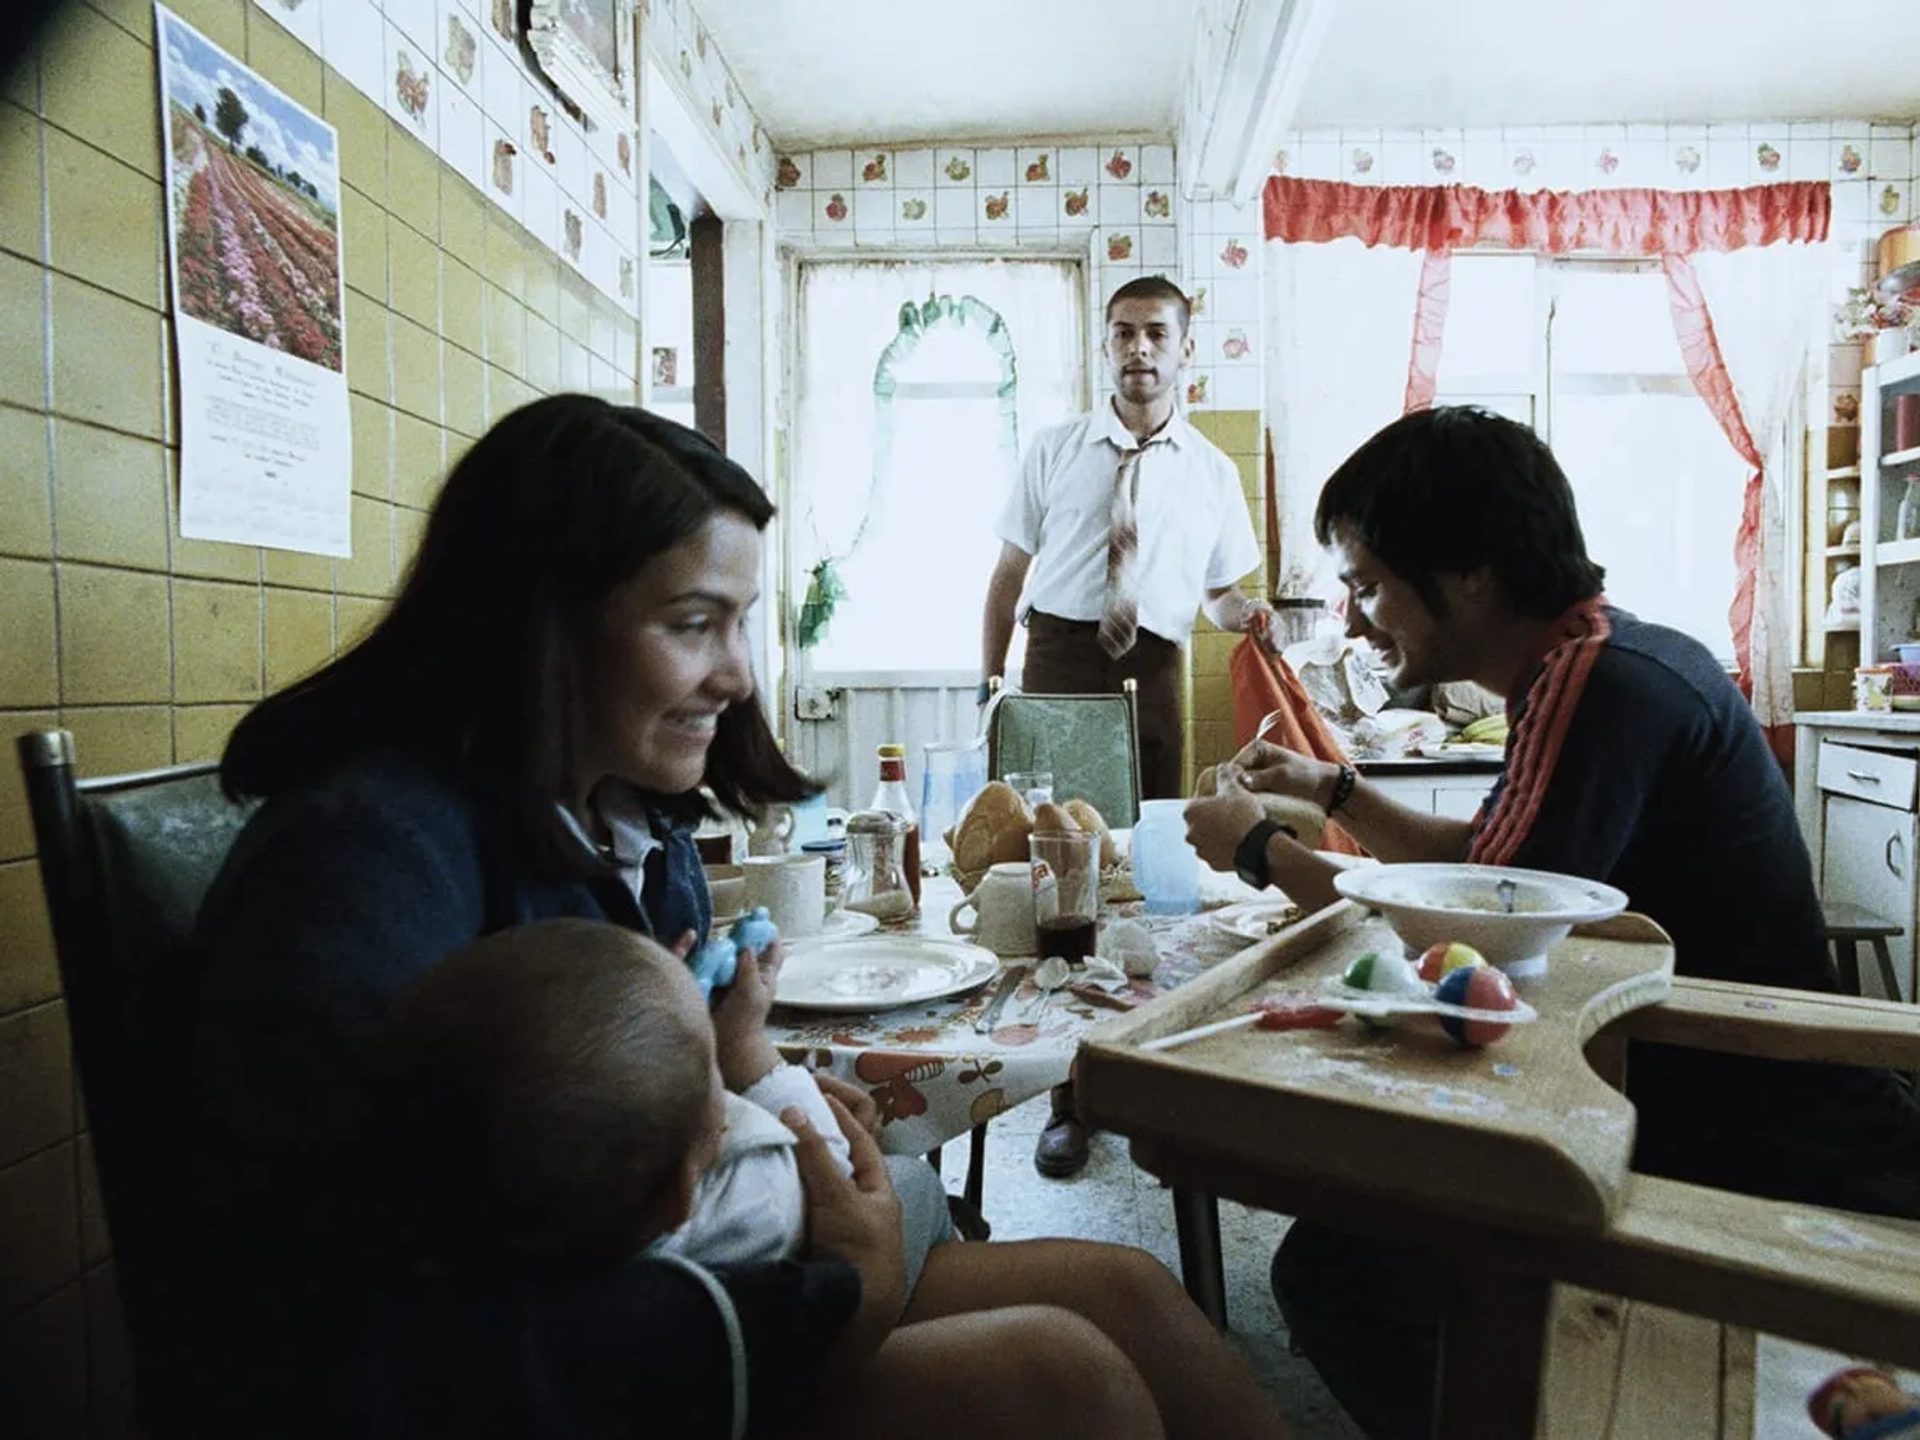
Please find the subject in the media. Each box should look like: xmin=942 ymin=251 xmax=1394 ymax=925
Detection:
xmin=159 ymin=9 xmax=344 ymax=372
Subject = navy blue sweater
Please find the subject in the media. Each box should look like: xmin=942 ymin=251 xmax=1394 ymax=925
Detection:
xmin=176 ymin=751 xmax=858 ymax=1439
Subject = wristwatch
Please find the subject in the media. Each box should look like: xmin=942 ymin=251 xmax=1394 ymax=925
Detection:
xmin=1233 ymin=818 xmax=1290 ymax=890
xmin=976 ymin=677 xmax=1000 ymax=706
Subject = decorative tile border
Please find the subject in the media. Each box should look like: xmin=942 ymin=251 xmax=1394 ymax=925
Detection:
xmin=639 ymin=0 xmax=777 ymax=209
xmin=770 ymin=138 xmax=1258 ymax=409
xmin=258 ymin=0 xmax=665 ymax=316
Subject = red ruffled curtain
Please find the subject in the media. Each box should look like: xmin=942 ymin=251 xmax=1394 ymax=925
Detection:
xmin=1262 ymin=177 xmax=1830 ymax=255
xmin=1262 ymin=175 xmax=1827 ymax=760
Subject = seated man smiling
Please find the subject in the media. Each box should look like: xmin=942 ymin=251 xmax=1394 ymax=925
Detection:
xmin=1183 ymin=405 xmax=1920 ymax=1440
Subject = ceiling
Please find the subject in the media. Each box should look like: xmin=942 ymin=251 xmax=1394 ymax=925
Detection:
xmin=690 ymin=0 xmax=1920 ymax=153
xmin=688 ymin=0 xmax=1200 ymax=149
xmin=1294 ymin=0 xmax=1920 ymax=129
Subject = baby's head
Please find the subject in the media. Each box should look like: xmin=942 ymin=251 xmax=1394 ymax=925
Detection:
xmin=363 ymin=918 xmax=726 ymax=1279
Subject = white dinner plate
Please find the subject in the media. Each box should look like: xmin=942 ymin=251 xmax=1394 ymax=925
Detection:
xmin=712 ymin=907 xmax=880 ymax=943
xmin=773 ymin=936 xmax=1002 ymax=1012
xmin=1414 ymin=742 xmax=1505 ymax=759
xmin=1208 ymin=897 xmax=1307 ymax=944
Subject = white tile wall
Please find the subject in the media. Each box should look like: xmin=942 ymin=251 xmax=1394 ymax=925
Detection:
xmin=250 ymin=0 xmax=651 ymax=315
xmin=773 ymin=137 xmax=1265 ymax=414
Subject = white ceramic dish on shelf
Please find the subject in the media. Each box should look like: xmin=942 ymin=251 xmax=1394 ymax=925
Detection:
xmin=772 ymin=936 xmax=1001 ymax=1011
xmin=1332 ymin=863 xmax=1628 ymax=978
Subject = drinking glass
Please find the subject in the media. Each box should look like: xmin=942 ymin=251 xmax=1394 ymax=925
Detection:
xmin=922 ymin=739 xmax=988 ymax=866
xmin=1029 ymin=829 xmax=1100 ymax=963
xmin=1006 ymin=770 xmax=1054 ymax=807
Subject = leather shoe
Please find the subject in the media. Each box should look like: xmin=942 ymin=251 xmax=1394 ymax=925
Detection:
xmin=1033 ymin=1113 xmax=1090 ymax=1178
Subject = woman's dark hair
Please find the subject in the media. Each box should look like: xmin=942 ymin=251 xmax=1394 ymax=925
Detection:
xmin=223 ymin=395 xmax=814 ymax=874
xmin=1313 ymin=406 xmax=1606 ymax=621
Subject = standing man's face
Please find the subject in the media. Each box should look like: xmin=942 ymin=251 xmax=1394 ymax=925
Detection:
xmin=1105 ymin=297 xmax=1191 ymax=406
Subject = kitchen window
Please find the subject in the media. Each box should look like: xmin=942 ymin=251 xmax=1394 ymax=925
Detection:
xmin=788 ymin=257 xmax=1088 ymax=679
xmin=1434 ymin=254 xmax=1756 ymax=666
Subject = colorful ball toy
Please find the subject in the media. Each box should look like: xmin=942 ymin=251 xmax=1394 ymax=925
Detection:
xmin=1342 ymin=950 xmax=1427 ymax=1028
xmin=1434 ymin=963 xmax=1520 ymax=1047
xmin=1416 ymin=940 xmax=1487 ymax=984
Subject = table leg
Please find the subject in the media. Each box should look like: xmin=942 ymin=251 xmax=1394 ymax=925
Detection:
xmin=1836 ymin=939 xmax=1864 ymax=995
xmin=964 ymin=1121 xmax=989 ymax=1213
xmin=1171 ymin=1188 xmax=1228 ymax=1331
xmin=1433 ymin=1267 xmax=1551 ymax=1440
xmin=1870 ymin=936 xmax=1903 ymax=1002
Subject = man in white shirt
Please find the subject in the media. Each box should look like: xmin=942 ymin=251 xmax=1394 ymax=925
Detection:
xmin=979 ymin=276 xmax=1269 ymax=1177
xmin=980 ymin=277 xmax=1270 ymax=802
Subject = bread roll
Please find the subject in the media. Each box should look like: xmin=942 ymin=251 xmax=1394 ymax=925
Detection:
xmin=1061 ymin=799 xmax=1117 ymax=867
xmin=1261 ymin=793 xmax=1328 ymax=851
xmin=952 ymin=781 xmax=1033 ymax=880
xmin=1031 ymin=800 xmax=1079 ymax=834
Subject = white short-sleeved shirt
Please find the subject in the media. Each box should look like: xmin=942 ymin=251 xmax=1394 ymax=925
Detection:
xmin=995 ymin=403 xmax=1261 ymax=646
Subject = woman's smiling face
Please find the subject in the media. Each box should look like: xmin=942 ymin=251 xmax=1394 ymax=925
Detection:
xmin=574 ymin=511 xmax=761 ymax=798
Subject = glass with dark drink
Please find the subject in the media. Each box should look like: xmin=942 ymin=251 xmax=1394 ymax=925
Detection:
xmin=1029 ymin=828 xmax=1101 ymax=964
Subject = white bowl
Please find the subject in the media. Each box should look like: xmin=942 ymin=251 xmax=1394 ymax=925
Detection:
xmin=1332 ymin=863 xmax=1628 ymax=977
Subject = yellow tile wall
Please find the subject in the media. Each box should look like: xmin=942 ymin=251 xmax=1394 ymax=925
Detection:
xmin=0 ymin=2 xmax=639 ymax=1432
xmin=1185 ymin=409 xmax=1265 ymax=792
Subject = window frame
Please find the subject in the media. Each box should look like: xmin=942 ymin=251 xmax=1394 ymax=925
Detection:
xmin=1432 ymin=252 xmax=1798 ymax=669
xmin=778 ymin=246 xmax=1096 ymax=691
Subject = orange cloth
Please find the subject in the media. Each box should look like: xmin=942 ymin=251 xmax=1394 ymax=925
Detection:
xmin=1229 ymin=633 xmax=1367 ymax=856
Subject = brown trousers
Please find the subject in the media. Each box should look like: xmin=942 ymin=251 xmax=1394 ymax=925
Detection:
xmin=1020 ymin=612 xmax=1185 ymax=800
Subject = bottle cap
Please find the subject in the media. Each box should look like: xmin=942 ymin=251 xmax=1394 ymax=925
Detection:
xmin=877 ymin=743 xmax=904 ymax=759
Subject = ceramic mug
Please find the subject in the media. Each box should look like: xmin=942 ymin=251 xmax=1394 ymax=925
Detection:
xmin=948 ymin=862 xmax=1038 ymax=957
xmin=742 ymin=853 xmax=826 ymax=939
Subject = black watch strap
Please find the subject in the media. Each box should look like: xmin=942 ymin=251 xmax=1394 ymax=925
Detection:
xmin=1234 ymin=818 xmax=1289 ymax=890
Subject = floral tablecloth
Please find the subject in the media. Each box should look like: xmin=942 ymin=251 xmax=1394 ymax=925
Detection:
xmin=766 ymin=874 xmax=1265 ymax=1157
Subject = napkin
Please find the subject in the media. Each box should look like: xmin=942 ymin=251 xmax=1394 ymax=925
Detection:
xmin=1098 ymin=918 xmax=1160 ymax=979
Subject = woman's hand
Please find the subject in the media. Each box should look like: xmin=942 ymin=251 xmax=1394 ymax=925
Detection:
xmin=712 ymin=937 xmax=784 ymax=1092
xmin=1184 ymin=785 xmax=1266 ymax=874
xmin=1230 ymin=738 xmax=1342 ymax=809
xmin=812 ymin=1073 xmax=883 ymax=1139
xmin=786 ymin=1094 xmax=907 ymax=1372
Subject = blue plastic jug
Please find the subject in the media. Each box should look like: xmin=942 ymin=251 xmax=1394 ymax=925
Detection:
xmin=1130 ymin=799 xmax=1199 ymax=915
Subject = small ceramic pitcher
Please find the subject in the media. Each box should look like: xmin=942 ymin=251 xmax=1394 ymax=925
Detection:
xmin=949 ymin=862 xmax=1038 ymax=957
xmin=747 ymin=804 xmax=795 ymax=857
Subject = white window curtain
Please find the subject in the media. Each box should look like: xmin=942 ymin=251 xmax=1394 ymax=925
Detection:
xmin=1263 ymin=237 xmax=1426 ymax=600
xmin=793 ymin=259 xmax=1085 ymax=673
xmin=1668 ymin=240 xmax=1826 ymax=743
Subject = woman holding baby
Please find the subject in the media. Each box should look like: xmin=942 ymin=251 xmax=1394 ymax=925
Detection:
xmin=178 ymin=396 xmax=1290 ymax=1440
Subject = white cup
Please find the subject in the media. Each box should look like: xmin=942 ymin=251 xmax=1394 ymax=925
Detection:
xmin=742 ymin=853 xmax=826 ymax=938
xmin=948 ymin=862 xmax=1038 ymax=957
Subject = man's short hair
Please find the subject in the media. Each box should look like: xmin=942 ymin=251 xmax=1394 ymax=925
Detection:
xmin=1313 ymin=406 xmax=1607 ymax=621
xmin=1105 ymin=276 xmax=1191 ymax=333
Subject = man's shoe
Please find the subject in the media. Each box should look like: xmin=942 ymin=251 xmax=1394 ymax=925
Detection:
xmin=1033 ymin=1113 xmax=1090 ymax=1178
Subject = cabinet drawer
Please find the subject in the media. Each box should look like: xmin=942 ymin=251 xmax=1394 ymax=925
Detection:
xmin=1817 ymin=741 xmax=1919 ymax=810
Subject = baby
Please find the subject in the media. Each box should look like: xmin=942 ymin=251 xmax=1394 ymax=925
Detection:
xmin=362 ymin=916 xmax=851 ymax=1278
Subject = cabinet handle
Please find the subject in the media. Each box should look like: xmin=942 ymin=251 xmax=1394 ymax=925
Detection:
xmin=1847 ymin=769 xmax=1882 ymax=783
xmin=1888 ymin=833 xmax=1907 ymax=879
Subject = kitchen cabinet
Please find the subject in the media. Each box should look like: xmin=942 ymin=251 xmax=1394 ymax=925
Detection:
xmin=1358 ymin=759 xmax=1500 ymax=821
xmin=1857 ymin=348 xmax=1920 ymax=663
xmin=1793 ymin=712 xmax=1920 ymax=1002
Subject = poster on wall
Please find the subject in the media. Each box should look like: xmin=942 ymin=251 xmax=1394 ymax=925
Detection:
xmin=156 ymin=4 xmax=351 ymax=557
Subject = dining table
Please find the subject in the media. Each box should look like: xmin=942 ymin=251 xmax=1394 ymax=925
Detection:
xmin=762 ymin=860 xmax=1275 ymax=1229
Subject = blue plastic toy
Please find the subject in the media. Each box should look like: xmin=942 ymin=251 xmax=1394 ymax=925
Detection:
xmin=688 ymin=906 xmax=780 ymax=1002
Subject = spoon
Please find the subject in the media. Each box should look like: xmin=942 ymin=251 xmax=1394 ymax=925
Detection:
xmin=1496 ymin=878 xmax=1517 ymax=916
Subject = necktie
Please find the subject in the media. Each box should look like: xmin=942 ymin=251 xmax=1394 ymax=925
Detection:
xmin=1098 ymin=447 xmax=1144 ymax=659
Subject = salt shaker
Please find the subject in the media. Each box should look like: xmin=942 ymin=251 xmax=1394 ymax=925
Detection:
xmin=841 ymin=810 xmax=917 ymax=924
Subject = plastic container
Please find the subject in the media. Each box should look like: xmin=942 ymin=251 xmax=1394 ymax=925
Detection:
xmin=1896 ymin=643 xmax=1920 ymax=667
xmin=920 ymin=739 xmax=988 ymax=869
xmin=1130 ymin=799 xmax=1199 ymax=915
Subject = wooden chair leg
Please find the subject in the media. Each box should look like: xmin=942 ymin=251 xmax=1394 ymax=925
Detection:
xmin=1835 ymin=939 xmax=1864 ymax=995
xmin=1171 ymin=1187 xmax=1228 ymax=1331
xmin=1434 ymin=1267 xmax=1551 ymax=1440
xmin=1870 ymin=936 xmax=1903 ymax=1002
